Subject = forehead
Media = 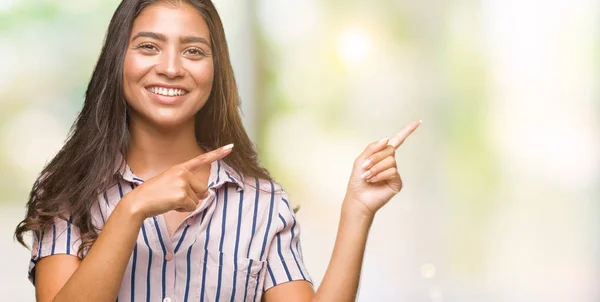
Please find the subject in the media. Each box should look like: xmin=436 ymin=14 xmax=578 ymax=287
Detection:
xmin=131 ymin=2 xmax=210 ymax=38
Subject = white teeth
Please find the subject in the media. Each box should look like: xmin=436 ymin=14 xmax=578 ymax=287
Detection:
xmin=148 ymin=87 xmax=186 ymax=96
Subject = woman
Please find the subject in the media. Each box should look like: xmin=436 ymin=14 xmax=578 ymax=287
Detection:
xmin=14 ymin=0 xmax=420 ymax=301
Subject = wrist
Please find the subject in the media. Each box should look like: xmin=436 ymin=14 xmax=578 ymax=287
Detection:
xmin=341 ymin=196 xmax=376 ymax=222
xmin=118 ymin=192 xmax=146 ymax=223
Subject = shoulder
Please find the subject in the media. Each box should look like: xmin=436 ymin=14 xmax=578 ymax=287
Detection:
xmin=238 ymin=176 xmax=295 ymax=215
xmin=241 ymin=176 xmax=286 ymax=196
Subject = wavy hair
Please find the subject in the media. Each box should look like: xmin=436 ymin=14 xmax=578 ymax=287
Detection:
xmin=15 ymin=0 xmax=270 ymax=256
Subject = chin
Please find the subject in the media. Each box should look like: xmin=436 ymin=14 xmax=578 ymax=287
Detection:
xmin=138 ymin=110 xmax=192 ymax=130
xmin=153 ymin=116 xmax=193 ymax=130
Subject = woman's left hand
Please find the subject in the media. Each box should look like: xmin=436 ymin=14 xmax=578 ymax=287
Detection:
xmin=344 ymin=120 xmax=421 ymax=217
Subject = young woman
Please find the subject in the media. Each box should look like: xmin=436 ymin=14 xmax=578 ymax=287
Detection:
xmin=14 ymin=1 xmax=420 ymax=301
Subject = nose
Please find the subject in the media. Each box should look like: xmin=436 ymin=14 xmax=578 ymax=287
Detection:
xmin=156 ymin=47 xmax=185 ymax=79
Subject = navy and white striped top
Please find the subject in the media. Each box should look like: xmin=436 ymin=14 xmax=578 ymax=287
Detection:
xmin=29 ymin=157 xmax=312 ymax=302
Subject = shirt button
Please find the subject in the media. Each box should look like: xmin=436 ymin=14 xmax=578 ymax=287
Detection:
xmin=186 ymin=217 xmax=194 ymax=226
xmin=163 ymin=298 xmax=171 ymax=302
xmin=165 ymin=253 xmax=173 ymax=261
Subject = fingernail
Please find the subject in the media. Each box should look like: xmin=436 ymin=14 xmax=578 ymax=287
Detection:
xmin=361 ymin=159 xmax=371 ymax=169
xmin=366 ymin=176 xmax=376 ymax=183
xmin=361 ymin=170 xmax=372 ymax=179
xmin=222 ymin=144 xmax=234 ymax=151
xmin=379 ymin=137 xmax=390 ymax=143
xmin=419 ymin=120 xmax=423 ymax=124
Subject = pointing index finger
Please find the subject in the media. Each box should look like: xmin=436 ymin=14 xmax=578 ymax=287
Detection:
xmin=388 ymin=120 xmax=422 ymax=149
xmin=182 ymin=144 xmax=234 ymax=173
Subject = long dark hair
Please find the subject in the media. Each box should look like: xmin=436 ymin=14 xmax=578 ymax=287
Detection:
xmin=14 ymin=0 xmax=270 ymax=256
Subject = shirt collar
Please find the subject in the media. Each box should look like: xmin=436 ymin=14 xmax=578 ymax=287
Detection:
xmin=113 ymin=152 xmax=245 ymax=191
xmin=208 ymin=158 xmax=245 ymax=192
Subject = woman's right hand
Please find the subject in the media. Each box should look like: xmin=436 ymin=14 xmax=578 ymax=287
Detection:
xmin=123 ymin=144 xmax=234 ymax=220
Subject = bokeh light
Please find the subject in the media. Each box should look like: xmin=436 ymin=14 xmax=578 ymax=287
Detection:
xmin=337 ymin=29 xmax=372 ymax=65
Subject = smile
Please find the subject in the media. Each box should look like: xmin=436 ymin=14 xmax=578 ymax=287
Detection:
xmin=146 ymin=86 xmax=189 ymax=97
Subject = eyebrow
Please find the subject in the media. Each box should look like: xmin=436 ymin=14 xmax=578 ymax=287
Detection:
xmin=131 ymin=31 xmax=211 ymax=46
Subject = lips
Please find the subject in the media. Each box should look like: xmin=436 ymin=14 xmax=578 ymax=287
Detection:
xmin=145 ymin=86 xmax=189 ymax=97
xmin=144 ymin=85 xmax=190 ymax=105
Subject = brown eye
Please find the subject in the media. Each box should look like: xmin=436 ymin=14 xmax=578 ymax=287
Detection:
xmin=137 ymin=43 xmax=157 ymax=51
xmin=185 ymin=48 xmax=206 ymax=56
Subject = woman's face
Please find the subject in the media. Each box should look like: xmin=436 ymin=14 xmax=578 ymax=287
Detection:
xmin=123 ymin=2 xmax=214 ymax=130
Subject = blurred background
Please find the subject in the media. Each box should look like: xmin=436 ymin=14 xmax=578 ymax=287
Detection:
xmin=1 ymin=0 xmax=599 ymax=301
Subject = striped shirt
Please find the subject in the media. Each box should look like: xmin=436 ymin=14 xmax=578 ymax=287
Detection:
xmin=29 ymin=157 xmax=312 ymax=302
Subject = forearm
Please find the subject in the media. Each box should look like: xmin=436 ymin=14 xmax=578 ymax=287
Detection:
xmin=53 ymin=199 xmax=143 ymax=302
xmin=314 ymin=197 xmax=374 ymax=302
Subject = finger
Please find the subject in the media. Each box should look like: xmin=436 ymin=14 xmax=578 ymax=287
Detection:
xmin=197 ymin=191 xmax=209 ymax=200
xmin=186 ymin=188 xmax=200 ymax=206
xmin=183 ymin=169 xmax=208 ymax=195
xmin=182 ymin=144 xmax=234 ymax=173
xmin=361 ymin=145 xmax=395 ymax=170
xmin=361 ymin=156 xmax=396 ymax=180
xmin=176 ymin=196 xmax=198 ymax=212
xmin=358 ymin=137 xmax=390 ymax=162
xmin=366 ymin=167 xmax=400 ymax=184
xmin=388 ymin=120 xmax=422 ymax=149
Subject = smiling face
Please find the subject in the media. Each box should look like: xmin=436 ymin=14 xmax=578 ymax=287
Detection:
xmin=123 ymin=1 xmax=214 ymax=130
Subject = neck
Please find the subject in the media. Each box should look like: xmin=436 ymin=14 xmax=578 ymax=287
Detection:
xmin=126 ymin=116 xmax=205 ymax=180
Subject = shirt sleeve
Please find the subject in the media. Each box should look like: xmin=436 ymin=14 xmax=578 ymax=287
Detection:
xmin=263 ymin=191 xmax=312 ymax=291
xmin=28 ymin=215 xmax=83 ymax=285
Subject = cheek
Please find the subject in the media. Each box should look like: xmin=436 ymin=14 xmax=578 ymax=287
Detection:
xmin=186 ymin=61 xmax=214 ymax=116
xmin=190 ymin=60 xmax=215 ymax=89
xmin=122 ymin=53 xmax=153 ymax=107
xmin=123 ymin=55 xmax=146 ymax=86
